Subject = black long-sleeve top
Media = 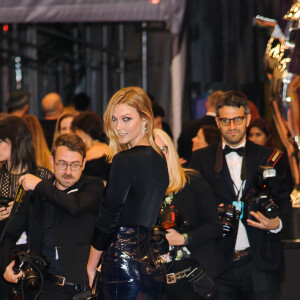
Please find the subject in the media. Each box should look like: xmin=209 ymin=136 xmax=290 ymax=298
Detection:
xmin=92 ymin=146 xmax=169 ymax=251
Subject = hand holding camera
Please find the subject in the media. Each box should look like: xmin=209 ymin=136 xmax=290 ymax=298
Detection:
xmin=244 ymin=165 xmax=280 ymax=230
xmin=165 ymin=228 xmax=185 ymax=246
xmin=4 ymin=260 xmax=24 ymax=284
xmin=247 ymin=211 xmax=280 ymax=230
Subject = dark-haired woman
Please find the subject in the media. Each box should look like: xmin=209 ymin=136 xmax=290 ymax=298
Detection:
xmin=0 ymin=116 xmax=52 ymax=298
xmin=247 ymin=118 xmax=274 ymax=147
xmin=71 ymin=111 xmax=110 ymax=181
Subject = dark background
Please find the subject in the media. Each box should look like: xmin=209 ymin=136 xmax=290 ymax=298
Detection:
xmin=0 ymin=0 xmax=294 ymax=125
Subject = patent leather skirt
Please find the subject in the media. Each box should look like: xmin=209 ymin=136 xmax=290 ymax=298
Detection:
xmin=100 ymin=227 xmax=165 ymax=300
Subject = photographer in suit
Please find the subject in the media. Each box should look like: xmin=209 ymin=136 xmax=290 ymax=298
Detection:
xmin=190 ymin=91 xmax=292 ymax=300
xmin=0 ymin=134 xmax=104 ymax=299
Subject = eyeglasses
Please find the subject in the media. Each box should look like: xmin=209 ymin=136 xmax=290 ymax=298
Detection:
xmin=159 ymin=145 xmax=168 ymax=155
xmin=218 ymin=116 xmax=245 ymax=126
xmin=55 ymin=161 xmax=82 ymax=171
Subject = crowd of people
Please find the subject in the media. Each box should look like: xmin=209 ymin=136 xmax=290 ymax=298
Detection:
xmin=0 ymin=87 xmax=293 ymax=300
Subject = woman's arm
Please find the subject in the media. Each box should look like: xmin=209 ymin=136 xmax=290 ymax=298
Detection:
xmin=87 ymin=246 xmax=103 ymax=288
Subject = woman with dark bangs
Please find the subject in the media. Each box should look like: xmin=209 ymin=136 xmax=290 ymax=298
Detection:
xmin=0 ymin=116 xmax=52 ymax=299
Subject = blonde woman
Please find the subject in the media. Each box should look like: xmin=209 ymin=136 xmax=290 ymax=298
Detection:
xmin=23 ymin=114 xmax=52 ymax=170
xmin=87 ymin=87 xmax=168 ymax=299
xmin=154 ymin=128 xmax=221 ymax=300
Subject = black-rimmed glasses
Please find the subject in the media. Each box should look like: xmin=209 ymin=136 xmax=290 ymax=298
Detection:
xmin=55 ymin=161 xmax=82 ymax=171
xmin=218 ymin=116 xmax=245 ymax=126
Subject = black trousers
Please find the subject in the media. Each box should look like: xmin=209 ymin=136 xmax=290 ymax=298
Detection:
xmin=101 ymin=227 xmax=164 ymax=300
xmin=216 ymin=256 xmax=280 ymax=300
xmin=0 ymin=277 xmax=14 ymax=300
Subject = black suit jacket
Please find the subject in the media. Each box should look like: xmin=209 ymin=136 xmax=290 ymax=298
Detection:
xmin=190 ymin=140 xmax=291 ymax=272
xmin=0 ymin=174 xmax=104 ymax=284
xmin=172 ymin=173 xmax=222 ymax=277
xmin=177 ymin=115 xmax=217 ymax=164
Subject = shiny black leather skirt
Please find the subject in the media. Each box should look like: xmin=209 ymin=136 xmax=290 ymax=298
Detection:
xmin=100 ymin=227 xmax=165 ymax=300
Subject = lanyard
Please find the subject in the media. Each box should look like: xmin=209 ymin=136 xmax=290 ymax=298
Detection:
xmin=232 ymin=180 xmax=245 ymax=202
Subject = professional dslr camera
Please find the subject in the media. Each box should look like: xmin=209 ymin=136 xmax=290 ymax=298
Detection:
xmin=243 ymin=166 xmax=279 ymax=220
xmin=11 ymin=250 xmax=48 ymax=296
xmin=153 ymin=205 xmax=186 ymax=255
xmin=217 ymin=204 xmax=241 ymax=237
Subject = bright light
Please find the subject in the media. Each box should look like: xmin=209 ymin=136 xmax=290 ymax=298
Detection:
xmin=3 ymin=24 xmax=9 ymax=32
xmin=151 ymin=0 xmax=160 ymax=4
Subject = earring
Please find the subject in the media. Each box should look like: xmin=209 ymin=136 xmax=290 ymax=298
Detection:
xmin=142 ymin=125 xmax=147 ymax=136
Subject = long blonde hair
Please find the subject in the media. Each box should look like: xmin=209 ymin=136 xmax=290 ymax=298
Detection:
xmin=23 ymin=114 xmax=52 ymax=170
xmin=104 ymin=87 xmax=161 ymax=162
xmin=154 ymin=128 xmax=196 ymax=195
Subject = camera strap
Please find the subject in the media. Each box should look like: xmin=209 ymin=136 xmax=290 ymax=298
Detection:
xmin=266 ymin=149 xmax=283 ymax=167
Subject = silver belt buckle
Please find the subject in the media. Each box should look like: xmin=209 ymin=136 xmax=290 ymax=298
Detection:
xmin=166 ymin=273 xmax=177 ymax=284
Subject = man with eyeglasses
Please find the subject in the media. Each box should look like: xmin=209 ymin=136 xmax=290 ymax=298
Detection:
xmin=190 ymin=90 xmax=291 ymax=300
xmin=0 ymin=134 xmax=104 ymax=299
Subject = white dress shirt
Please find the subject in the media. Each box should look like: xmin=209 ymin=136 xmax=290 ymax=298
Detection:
xmin=223 ymin=140 xmax=250 ymax=251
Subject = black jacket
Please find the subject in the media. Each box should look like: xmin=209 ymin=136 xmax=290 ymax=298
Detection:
xmin=172 ymin=173 xmax=222 ymax=277
xmin=0 ymin=174 xmax=104 ymax=284
xmin=190 ymin=140 xmax=292 ymax=272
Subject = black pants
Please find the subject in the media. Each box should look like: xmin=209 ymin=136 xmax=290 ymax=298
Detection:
xmin=216 ymin=256 xmax=280 ymax=300
xmin=101 ymin=227 xmax=164 ymax=300
xmin=0 ymin=277 xmax=14 ymax=300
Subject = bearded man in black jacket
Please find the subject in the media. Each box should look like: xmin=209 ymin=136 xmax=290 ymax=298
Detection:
xmin=190 ymin=91 xmax=291 ymax=300
xmin=0 ymin=134 xmax=104 ymax=300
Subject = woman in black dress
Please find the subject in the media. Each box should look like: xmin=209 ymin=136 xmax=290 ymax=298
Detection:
xmin=87 ymin=87 xmax=169 ymax=300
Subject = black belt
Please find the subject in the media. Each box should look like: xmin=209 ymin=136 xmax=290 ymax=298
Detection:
xmin=233 ymin=248 xmax=250 ymax=261
xmin=45 ymin=273 xmax=87 ymax=291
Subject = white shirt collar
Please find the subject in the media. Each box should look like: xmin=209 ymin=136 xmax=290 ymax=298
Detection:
xmin=222 ymin=139 xmax=246 ymax=149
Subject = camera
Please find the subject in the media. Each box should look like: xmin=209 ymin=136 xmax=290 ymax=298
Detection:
xmin=153 ymin=205 xmax=185 ymax=255
xmin=12 ymin=250 xmax=48 ymax=294
xmin=243 ymin=166 xmax=279 ymax=220
xmin=217 ymin=204 xmax=241 ymax=237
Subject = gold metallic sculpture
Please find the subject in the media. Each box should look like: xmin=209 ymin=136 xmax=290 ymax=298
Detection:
xmin=257 ymin=2 xmax=300 ymax=206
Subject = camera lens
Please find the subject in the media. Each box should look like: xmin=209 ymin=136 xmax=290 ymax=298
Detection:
xmin=221 ymin=221 xmax=234 ymax=237
xmin=260 ymin=202 xmax=278 ymax=219
xmin=24 ymin=267 xmax=41 ymax=292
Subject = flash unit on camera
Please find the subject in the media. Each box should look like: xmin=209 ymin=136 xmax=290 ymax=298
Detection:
xmin=258 ymin=166 xmax=276 ymax=179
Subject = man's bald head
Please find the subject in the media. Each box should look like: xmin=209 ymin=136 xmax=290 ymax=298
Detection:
xmin=42 ymin=92 xmax=64 ymax=119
